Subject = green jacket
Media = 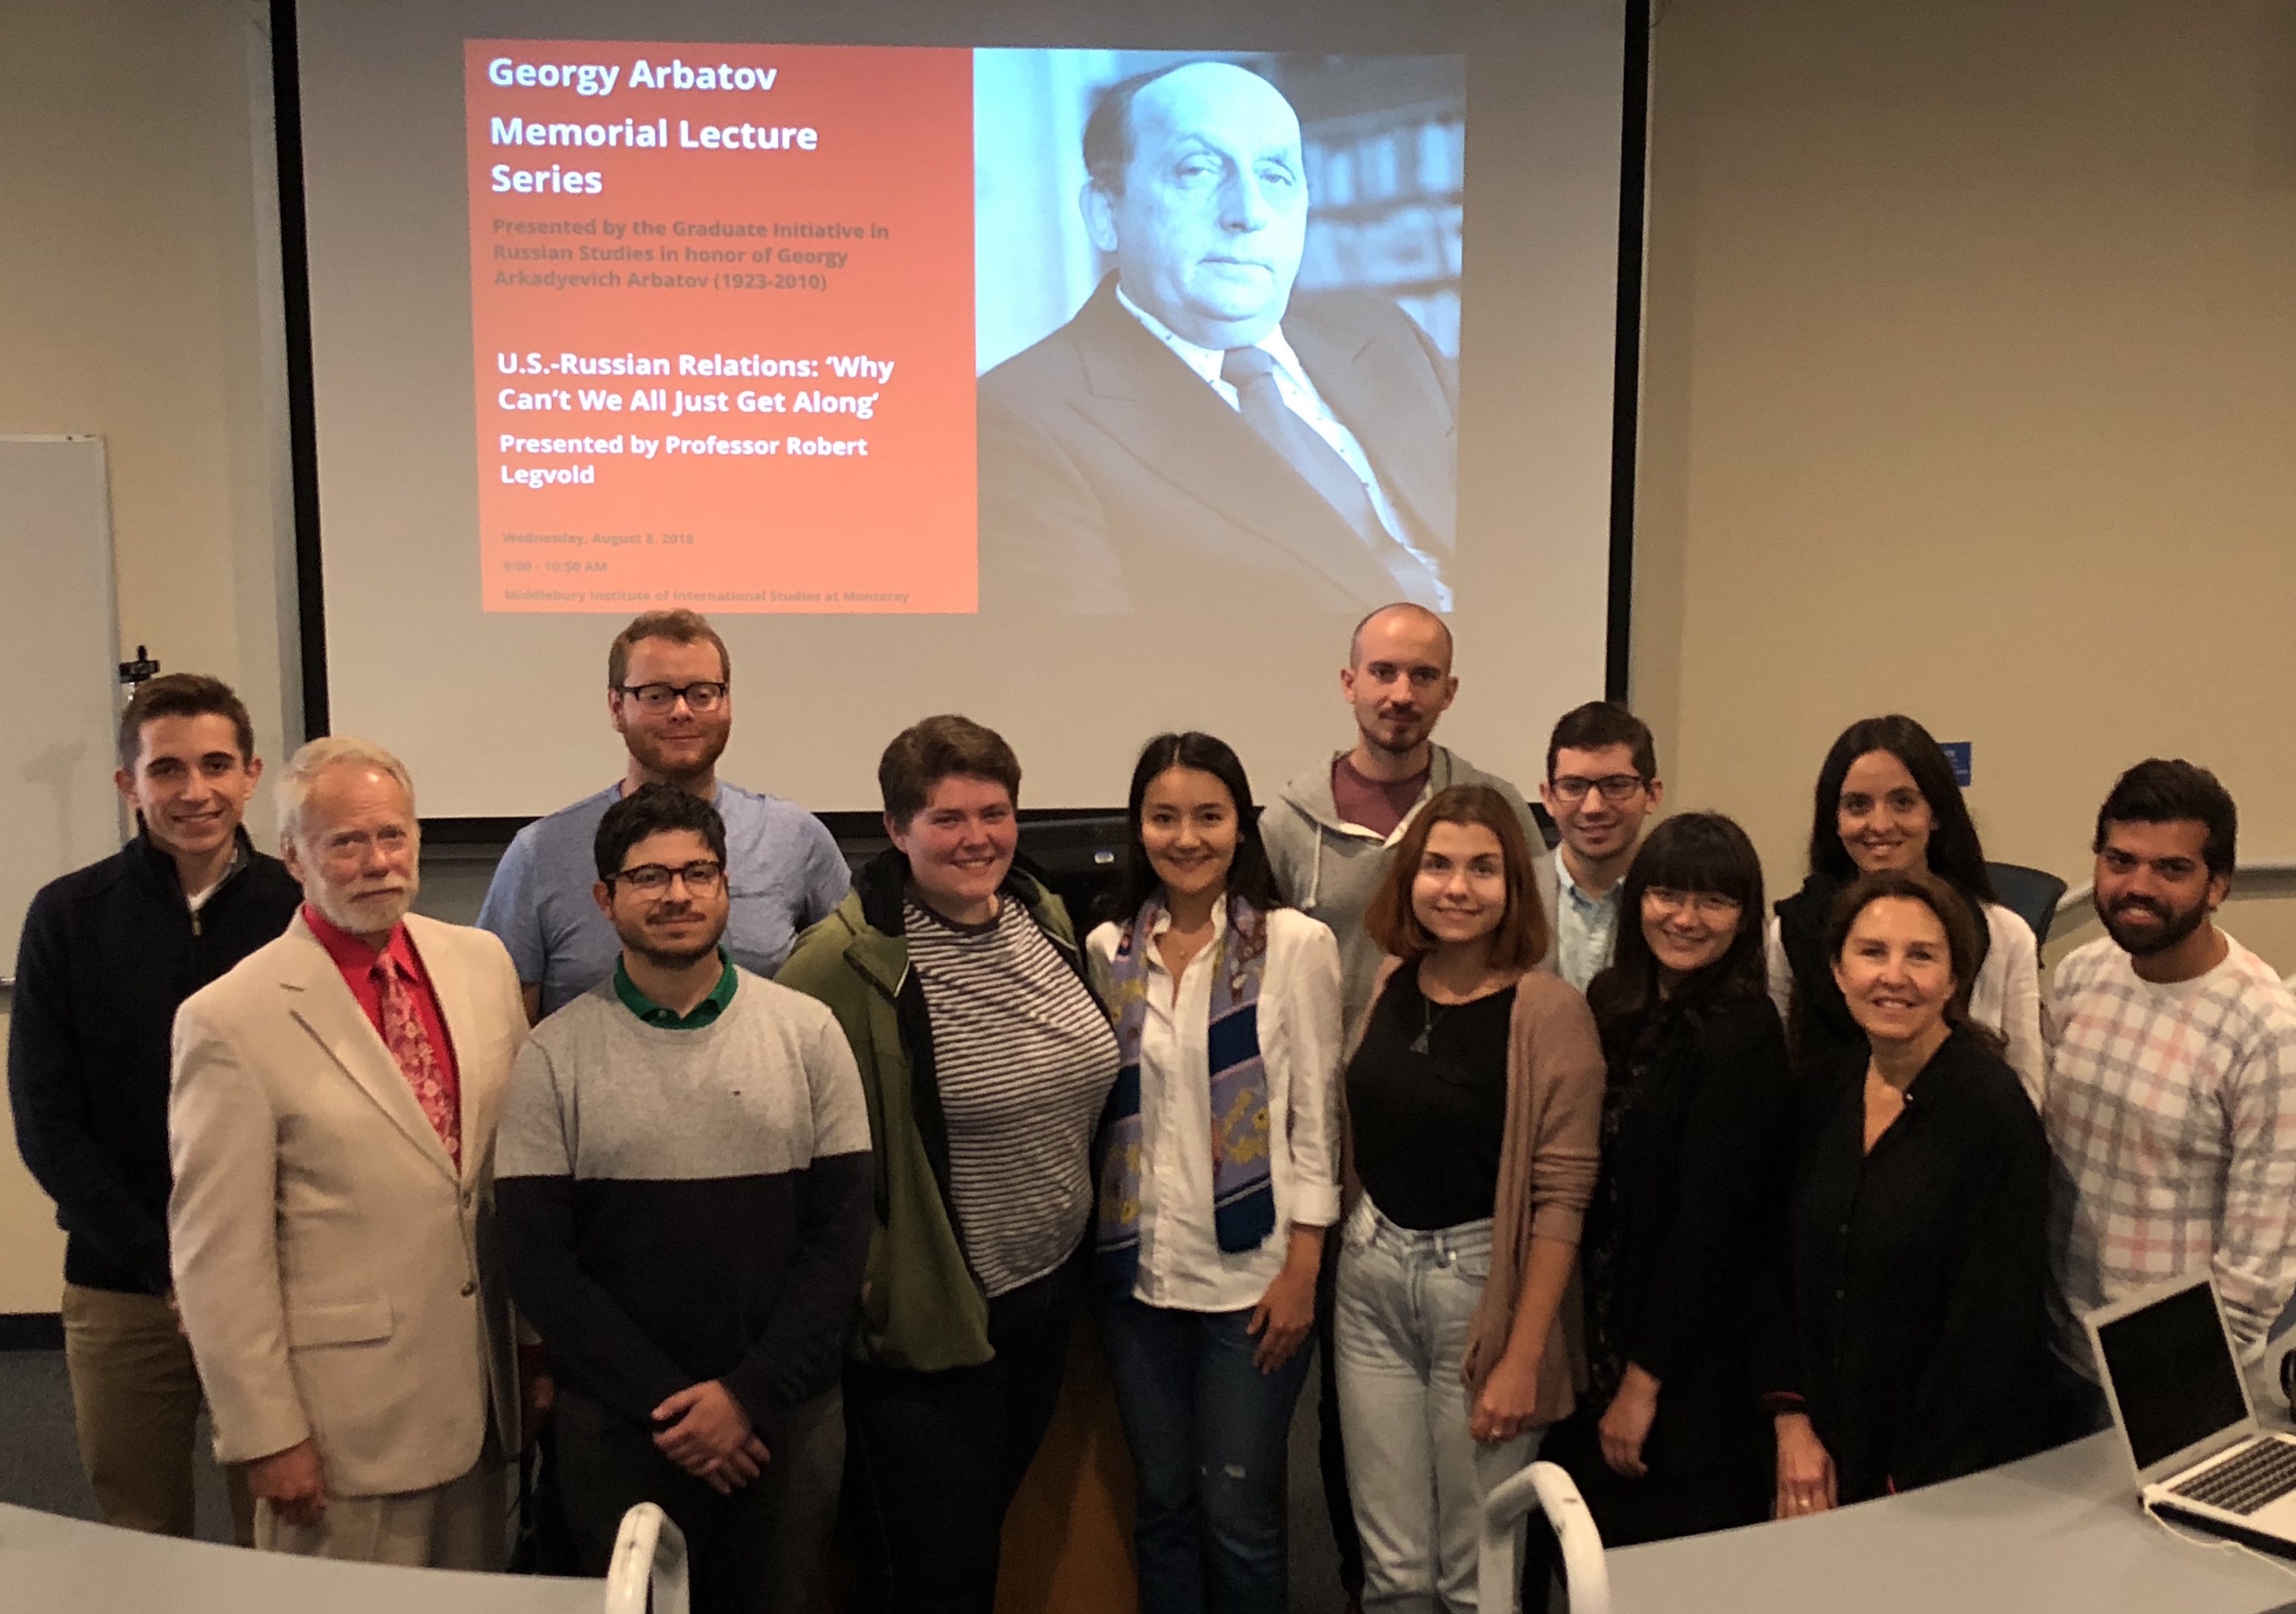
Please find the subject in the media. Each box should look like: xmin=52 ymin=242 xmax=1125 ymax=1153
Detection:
xmin=775 ymin=847 xmax=1090 ymax=1372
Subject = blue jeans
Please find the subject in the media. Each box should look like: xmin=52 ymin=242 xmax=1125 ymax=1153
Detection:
xmin=1097 ymin=1292 xmax=1313 ymax=1614
xmin=1335 ymin=1198 xmax=1537 ymax=1614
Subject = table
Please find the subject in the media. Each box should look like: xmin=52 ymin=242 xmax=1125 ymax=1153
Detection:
xmin=0 ymin=1502 xmax=593 ymax=1613
xmin=1607 ymin=1432 xmax=2296 ymax=1613
xmin=1603 ymin=1335 xmax=2296 ymax=1613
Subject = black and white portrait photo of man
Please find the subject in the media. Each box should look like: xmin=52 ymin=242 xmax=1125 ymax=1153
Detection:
xmin=978 ymin=59 xmax=1460 ymax=614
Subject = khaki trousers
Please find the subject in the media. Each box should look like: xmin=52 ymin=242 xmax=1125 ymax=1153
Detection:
xmin=59 ymin=1283 xmax=253 ymax=1542
xmin=255 ymin=1457 xmax=508 ymax=1570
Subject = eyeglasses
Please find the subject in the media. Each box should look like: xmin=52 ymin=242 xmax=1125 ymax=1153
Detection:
xmin=1550 ymin=773 xmax=1648 ymax=804
xmin=605 ymin=860 xmax=725 ymax=895
xmin=1645 ymin=887 xmax=1743 ymax=920
xmin=616 ymin=681 xmax=727 ymax=714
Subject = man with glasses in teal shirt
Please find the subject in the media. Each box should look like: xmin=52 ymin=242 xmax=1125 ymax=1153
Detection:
xmin=479 ymin=609 xmax=851 ymax=1023
xmin=1539 ymin=702 xmax=1665 ymax=993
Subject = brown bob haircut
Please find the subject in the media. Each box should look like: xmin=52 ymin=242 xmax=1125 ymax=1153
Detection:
xmin=879 ymin=714 xmax=1023 ymax=827
xmin=607 ymin=609 xmax=732 ymax=689
xmin=1365 ymin=784 xmax=1549 ymax=970
xmin=1823 ymin=866 xmax=1986 ymax=1032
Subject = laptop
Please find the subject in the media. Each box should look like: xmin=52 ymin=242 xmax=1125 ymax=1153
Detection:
xmin=2087 ymin=1270 xmax=2296 ymax=1555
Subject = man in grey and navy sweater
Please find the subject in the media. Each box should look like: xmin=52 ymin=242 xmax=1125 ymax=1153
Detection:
xmin=493 ymin=784 xmax=871 ymax=1613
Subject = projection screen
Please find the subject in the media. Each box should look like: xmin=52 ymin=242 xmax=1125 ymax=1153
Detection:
xmin=286 ymin=0 xmax=1640 ymax=818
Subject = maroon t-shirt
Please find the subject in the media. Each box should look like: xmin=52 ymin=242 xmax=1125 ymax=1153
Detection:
xmin=1331 ymin=755 xmax=1429 ymax=839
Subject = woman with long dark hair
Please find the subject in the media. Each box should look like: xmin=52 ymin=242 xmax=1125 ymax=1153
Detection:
xmin=1766 ymin=715 xmax=2043 ymax=1103
xmin=1087 ymin=732 xmax=1342 ymax=1614
xmin=1760 ymin=868 xmax=2048 ymax=1515
xmin=1543 ymin=813 xmax=1794 ymax=1546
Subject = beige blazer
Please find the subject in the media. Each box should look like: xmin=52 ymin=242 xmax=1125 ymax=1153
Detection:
xmin=168 ymin=911 xmax=528 ymax=1498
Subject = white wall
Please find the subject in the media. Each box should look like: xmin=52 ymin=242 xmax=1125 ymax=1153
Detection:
xmin=0 ymin=0 xmax=293 ymax=1313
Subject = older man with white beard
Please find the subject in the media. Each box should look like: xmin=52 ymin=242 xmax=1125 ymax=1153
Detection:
xmin=167 ymin=736 xmax=528 ymax=1567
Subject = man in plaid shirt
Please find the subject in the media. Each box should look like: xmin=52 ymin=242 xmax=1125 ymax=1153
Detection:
xmin=2044 ymin=759 xmax=2296 ymax=1438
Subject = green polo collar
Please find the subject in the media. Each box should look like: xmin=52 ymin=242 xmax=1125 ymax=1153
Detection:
xmin=613 ymin=947 xmax=736 ymax=1030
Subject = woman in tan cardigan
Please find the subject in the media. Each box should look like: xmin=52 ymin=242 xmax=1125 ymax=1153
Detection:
xmin=1333 ymin=784 xmax=1605 ymax=1613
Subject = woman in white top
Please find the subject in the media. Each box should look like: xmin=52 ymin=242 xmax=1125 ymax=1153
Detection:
xmin=1088 ymin=731 xmax=1343 ymax=1614
xmin=1765 ymin=714 xmax=2044 ymax=1105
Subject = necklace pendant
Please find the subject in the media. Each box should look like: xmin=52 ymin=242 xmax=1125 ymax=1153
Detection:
xmin=1407 ymin=1028 xmax=1431 ymax=1056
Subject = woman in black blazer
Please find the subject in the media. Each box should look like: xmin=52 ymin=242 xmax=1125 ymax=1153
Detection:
xmin=1760 ymin=867 xmax=2048 ymax=1517
xmin=1545 ymin=813 xmax=1794 ymax=1545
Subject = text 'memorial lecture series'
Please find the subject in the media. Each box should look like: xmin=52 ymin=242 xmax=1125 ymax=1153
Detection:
xmin=469 ymin=43 xmax=976 ymax=614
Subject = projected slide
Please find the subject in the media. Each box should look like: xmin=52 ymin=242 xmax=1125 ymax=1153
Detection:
xmin=466 ymin=43 xmax=1465 ymax=616
xmin=466 ymin=42 xmax=976 ymax=613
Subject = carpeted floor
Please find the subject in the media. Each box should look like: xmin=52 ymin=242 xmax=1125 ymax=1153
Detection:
xmin=0 ymin=1349 xmax=237 ymax=1541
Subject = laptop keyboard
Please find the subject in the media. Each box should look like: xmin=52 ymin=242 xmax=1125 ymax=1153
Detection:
xmin=2172 ymin=1439 xmax=2296 ymax=1515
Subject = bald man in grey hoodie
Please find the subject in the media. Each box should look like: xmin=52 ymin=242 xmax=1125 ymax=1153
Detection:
xmin=1263 ymin=604 xmax=1558 ymax=1036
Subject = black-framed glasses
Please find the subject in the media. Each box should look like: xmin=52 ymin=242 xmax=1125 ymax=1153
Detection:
xmin=605 ymin=860 xmax=725 ymax=896
xmin=1645 ymin=887 xmax=1743 ymax=920
xmin=616 ymin=681 xmax=727 ymax=713
xmin=1549 ymin=773 xmax=1647 ymax=804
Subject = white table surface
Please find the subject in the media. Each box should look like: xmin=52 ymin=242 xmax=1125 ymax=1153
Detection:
xmin=1605 ymin=1334 xmax=2296 ymax=1613
xmin=12 ymin=1344 xmax=2296 ymax=1611
xmin=1607 ymin=1430 xmax=2296 ymax=1613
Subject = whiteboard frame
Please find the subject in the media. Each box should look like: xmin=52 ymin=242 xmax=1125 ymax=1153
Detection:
xmin=0 ymin=433 xmax=125 ymax=987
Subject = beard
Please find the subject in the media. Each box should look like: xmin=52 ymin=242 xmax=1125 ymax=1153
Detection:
xmin=1362 ymin=707 xmax=1432 ymax=757
xmin=625 ymin=716 xmax=731 ymax=787
xmin=307 ymin=874 xmax=417 ymax=938
xmin=613 ymin=905 xmax=725 ymax=970
xmin=626 ymin=936 xmax=719 ymax=970
xmin=2097 ymin=891 xmax=2210 ymax=958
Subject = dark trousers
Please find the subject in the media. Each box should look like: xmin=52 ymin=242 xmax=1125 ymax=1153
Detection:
xmin=2039 ymin=1349 xmax=2113 ymax=1448
xmin=556 ymin=1383 xmax=845 ymax=1614
xmin=1097 ymin=1293 xmax=1313 ymax=1614
xmin=1539 ymin=1409 xmax=1768 ymax=1546
xmin=1522 ymin=1407 xmax=1767 ymax=1611
xmin=842 ymin=1256 xmax=1084 ymax=1614
xmin=1314 ymin=1224 xmax=1365 ymax=1597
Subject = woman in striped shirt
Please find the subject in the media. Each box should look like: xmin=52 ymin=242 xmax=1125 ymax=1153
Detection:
xmin=776 ymin=714 xmax=1120 ymax=1614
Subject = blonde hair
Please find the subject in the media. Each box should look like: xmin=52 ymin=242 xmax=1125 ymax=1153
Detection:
xmin=275 ymin=736 xmax=416 ymax=843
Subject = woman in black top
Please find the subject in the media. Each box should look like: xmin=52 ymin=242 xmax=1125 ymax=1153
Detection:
xmin=1767 ymin=715 xmax=2007 ymax=1076
xmin=1545 ymin=813 xmax=1793 ymax=1546
xmin=1762 ymin=867 xmax=2049 ymax=1517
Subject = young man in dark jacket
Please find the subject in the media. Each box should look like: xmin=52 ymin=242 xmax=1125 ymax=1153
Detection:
xmin=7 ymin=673 xmax=300 ymax=1538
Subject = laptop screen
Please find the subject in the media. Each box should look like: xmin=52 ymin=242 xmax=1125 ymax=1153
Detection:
xmin=2097 ymin=1278 xmax=2251 ymax=1471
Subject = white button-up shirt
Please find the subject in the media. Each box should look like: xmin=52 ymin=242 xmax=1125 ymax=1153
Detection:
xmin=1554 ymin=847 xmax=1622 ymax=994
xmin=1114 ymin=285 xmax=1452 ymax=610
xmin=1087 ymin=904 xmax=1345 ymax=1312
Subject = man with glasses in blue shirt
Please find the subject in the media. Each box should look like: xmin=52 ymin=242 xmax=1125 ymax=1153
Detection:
xmin=479 ymin=610 xmax=851 ymax=1024
xmin=1538 ymin=702 xmax=1665 ymax=993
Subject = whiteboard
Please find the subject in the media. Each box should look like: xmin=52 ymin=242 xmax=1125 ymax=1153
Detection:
xmin=0 ymin=436 xmax=125 ymax=982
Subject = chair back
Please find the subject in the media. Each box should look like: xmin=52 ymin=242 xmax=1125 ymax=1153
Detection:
xmin=604 ymin=1501 xmax=688 ymax=1614
xmin=1988 ymin=861 xmax=2070 ymax=947
xmin=1479 ymin=1458 xmax=1609 ymax=1613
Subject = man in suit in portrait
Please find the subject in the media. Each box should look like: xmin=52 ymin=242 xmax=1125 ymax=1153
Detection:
xmin=168 ymin=736 xmax=528 ymax=1568
xmin=979 ymin=59 xmax=1458 ymax=614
